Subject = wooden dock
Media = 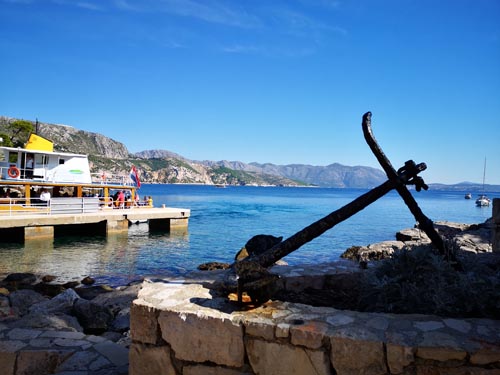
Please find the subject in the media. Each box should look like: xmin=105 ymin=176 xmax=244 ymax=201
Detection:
xmin=0 ymin=200 xmax=190 ymax=242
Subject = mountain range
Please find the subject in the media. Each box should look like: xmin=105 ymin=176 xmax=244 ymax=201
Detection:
xmin=1 ymin=116 xmax=498 ymax=190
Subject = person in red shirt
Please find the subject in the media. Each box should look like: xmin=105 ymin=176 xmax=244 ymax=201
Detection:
xmin=117 ymin=190 xmax=125 ymax=208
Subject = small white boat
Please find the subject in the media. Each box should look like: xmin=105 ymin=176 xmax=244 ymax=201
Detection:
xmin=475 ymin=194 xmax=491 ymax=207
xmin=464 ymin=193 xmax=472 ymax=199
xmin=475 ymin=158 xmax=490 ymax=207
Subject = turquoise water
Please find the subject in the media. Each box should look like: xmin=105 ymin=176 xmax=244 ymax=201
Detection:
xmin=0 ymin=184 xmax=496 ymax=286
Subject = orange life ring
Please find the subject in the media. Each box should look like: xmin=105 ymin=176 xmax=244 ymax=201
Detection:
xmin=7 ymin=166 xmax=20 ymax=178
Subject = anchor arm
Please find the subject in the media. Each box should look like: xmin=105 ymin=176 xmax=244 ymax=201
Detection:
xmin=362 ymin=112 xmax=460 ymax=267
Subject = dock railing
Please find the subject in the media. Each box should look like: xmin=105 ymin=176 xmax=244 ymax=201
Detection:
xmin=0 ymin=196 xmax=152 ymax=216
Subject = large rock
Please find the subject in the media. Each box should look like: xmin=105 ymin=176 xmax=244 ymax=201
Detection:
xmin=235 ymin=234 xmax=283 ymax=261
xmin=29 ymin=288 xmax=80 ymax=315
xmin=74 ymin=285 xmax=114 ymax=300
xmin=91 ymin=283 xmax=141 ymax=313
xmin=9 ymin=289 xmax=48 ymax=316
xmin=9 ymin=311 xmax=83 ymax=332
xmin=396 ymin=228 xmax=430 ymax=242
xmin=2 ymin=273 xmax=37 ymax=290
xmin=33 ymin=283 xmax=67 ymax=297
xmin=73 ymin=299 xmax=114 ymax=334
xmin=110 ymin=307 xmax=130 ymax=333
xmin=341 ymin=241 xmax=404 ymax=263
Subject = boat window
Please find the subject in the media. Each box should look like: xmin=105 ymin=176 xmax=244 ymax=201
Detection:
xmin=8 ymin=152 xmax=17 ymax=163
xmin=34 ymin=154 xmax=48 ymax=166
xmin=59 ymin=158 xmax=65 ymax=165
xmin=0 ymin=152 xmax=4 ymax=162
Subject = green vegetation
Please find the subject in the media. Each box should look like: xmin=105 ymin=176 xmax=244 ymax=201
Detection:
xmin=359 ymin=245 xmax=499 ymax=318
xmin=0 ymin=119 xmax=34 ymax=147
xmin=210 ymin=166 xmax=304 ymax=186
xmin=0 ymin=132 xmax=13 ymax=147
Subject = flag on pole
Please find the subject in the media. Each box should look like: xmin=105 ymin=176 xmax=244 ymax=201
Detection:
xmin=130 ymin=166 xmax=141 ymax=188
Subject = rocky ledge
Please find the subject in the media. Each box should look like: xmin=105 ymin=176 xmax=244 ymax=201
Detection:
xmin=341 ymin=219 xmax=494 ymax=263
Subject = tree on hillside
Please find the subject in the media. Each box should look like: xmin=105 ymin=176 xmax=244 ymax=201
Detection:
xmin=0 ymin=132 xmax=13 ymax=147
xmin=4 ymin=120 xmax=34 ymax=147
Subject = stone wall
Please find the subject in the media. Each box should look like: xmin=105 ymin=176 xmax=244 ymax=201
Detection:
xmin=129 ymin=262 xmax=500 ymax=375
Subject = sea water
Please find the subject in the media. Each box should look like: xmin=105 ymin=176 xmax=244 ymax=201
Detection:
xmin=0 ymin=184 xmax=496 ymax=286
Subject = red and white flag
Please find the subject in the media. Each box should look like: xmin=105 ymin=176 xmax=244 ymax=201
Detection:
xmin=130 ymin=166 xmax=141 ymax=188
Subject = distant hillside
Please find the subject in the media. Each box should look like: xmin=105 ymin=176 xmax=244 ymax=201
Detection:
xmin=0 ymin=116 xmax=393 ymax=188
xmin=198 ymin=160 xmax=387 ymax=188
xmin=0 ymin=117 xmax=301 ymax=186
xmin=428 ymin=183 xmax=500 ymax=193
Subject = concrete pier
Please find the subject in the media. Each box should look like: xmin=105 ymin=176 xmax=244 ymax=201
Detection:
xmin=0 ymin=207 xmax=190 ymax=242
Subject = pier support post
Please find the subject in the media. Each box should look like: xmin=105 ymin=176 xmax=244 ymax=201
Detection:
xmin=106 ymin=219 xmax=129 ymax=235
xmin=149 ymin=218 xmax=189 ymax=232
xmin=170 ymin=218 xmax=189 ymax=229
xmin=25 ymin=226 xmax=54 ymax=241
xmin=493 ymin=198 xmax=500 ymax=253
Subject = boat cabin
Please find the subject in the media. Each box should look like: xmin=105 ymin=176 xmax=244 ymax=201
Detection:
xmin=1 ymin=146 xmax=92 ymax=184
xmin=0 ymin=133 xmax=92 ymax=183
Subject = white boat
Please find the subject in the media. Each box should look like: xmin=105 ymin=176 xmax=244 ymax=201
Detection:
xmin=464 ymin=193 xmax=472 ymax=199
xmin=0 ymin=133 xmax=142 ymax=212
xmin=475 ymin=158 xmax=490 ymax=207
xmin=475 ymin=194 xmax=491 ymax=207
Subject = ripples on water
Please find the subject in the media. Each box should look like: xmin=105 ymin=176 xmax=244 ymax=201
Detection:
xmin=0 ymin=185 xmax=496 ymax=286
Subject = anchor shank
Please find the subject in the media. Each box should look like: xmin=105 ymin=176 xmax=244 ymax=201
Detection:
xmin=250 ymin=179 xmax=396 ymax=268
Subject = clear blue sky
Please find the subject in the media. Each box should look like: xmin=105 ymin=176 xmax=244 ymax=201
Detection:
xmin=1 ymin=0 xmax=499 ymax=184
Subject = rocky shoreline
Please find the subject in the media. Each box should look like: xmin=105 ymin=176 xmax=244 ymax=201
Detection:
xmin=0 ymin=274 xmax=141 ymax=374
xmin=340 ymin=219 xmax=494 ymax=262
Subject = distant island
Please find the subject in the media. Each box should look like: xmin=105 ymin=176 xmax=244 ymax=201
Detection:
xmin=1 ymin=116 xmax=499 ymax=191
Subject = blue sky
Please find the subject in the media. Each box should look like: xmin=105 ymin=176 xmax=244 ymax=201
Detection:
xmin=1 ymin=0 xmax=499 ymax=184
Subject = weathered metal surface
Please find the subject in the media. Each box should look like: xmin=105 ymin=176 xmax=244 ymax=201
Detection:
xmin=232 ymin=112 xmax=460 ymax=304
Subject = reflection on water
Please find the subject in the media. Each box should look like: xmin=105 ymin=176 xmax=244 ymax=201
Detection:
xmin=0 ymin=224 xmax=190 ymax=286
xmin=0 ymin=185 xmax=496 ymax=286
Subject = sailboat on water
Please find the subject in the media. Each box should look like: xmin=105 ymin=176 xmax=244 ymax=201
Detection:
xmin=476 ymin=158 xmax=491 ymax=207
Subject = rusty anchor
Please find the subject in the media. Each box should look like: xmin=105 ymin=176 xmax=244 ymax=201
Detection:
xmin=231 ymin=112 xmax=461 ymax=305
